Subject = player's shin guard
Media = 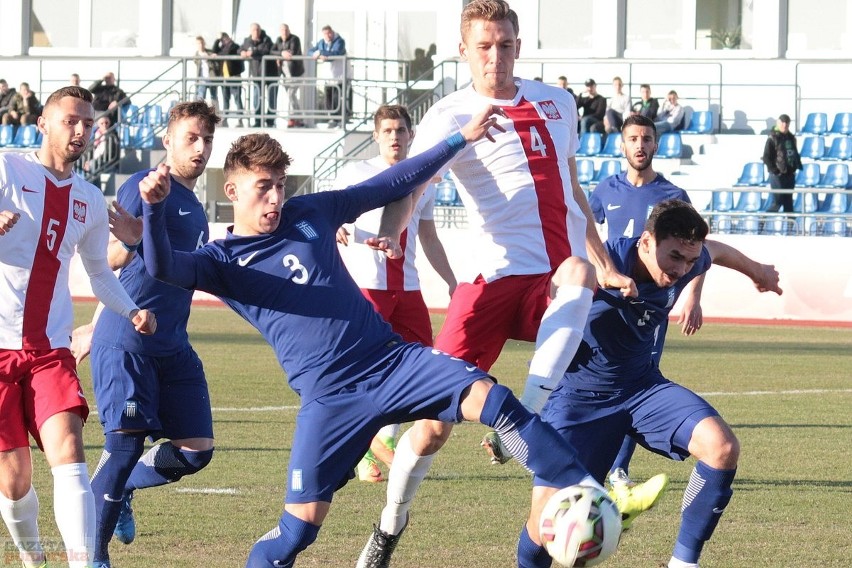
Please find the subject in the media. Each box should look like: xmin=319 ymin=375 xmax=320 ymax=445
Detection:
xmin=90 ymin=432 xmax=145 ymax=561
xmin=0 ymin=486 xmax=45 ymax=567
xmin=673 ymin=461 xmax=735 ymax=564
xmin=125 ymin=443 xmax=214 ymax=491
xmin=52 ymin=462 xmax=95 ymax=568
xmin=245 ymin=510 xmax=320 ymax=568
xmin=379 ymin=428 xmax=435 ymax=535
xmin=479 ymin=384 xmax=586 ymax=487
xmin=517 ymin=523 xmax=553 ymax=568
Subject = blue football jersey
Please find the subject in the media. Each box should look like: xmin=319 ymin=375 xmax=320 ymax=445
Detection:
xmin=589 ymin=172 xmax=691 ymax=241
xmin=93 ymin=170 xmax=208 ymax=355
xmin=564 ymin=237 xmax=711 ymax=391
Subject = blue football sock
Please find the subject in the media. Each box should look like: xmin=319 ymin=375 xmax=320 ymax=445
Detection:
xmin=673 ymin=460 xmax=736 ymax=563
xmin=245 ymin=510 xmax=320 ymax=567
xmin=90 ymin=432 xmax=145 ymax=561
xmin=125 ymin=443 xmax=214 ymax=492
xmin=479 ymin=383 xmax=587 ymax=488
xmin=517 ymin=523 xmax=553 ymax=568
xmin=611 ymin=437 xmax=637 ymax=474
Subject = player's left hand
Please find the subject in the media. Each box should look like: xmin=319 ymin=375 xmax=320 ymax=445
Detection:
xmin=678 ymin=302 xmax=703 ymax=336
xmin=139 ymin=163 xmax=171 ymax=204
xmin=461 ymin=105 xmax=507 ymax=144
xmin=108 ymin=201 xmax=142 ymax=247
xmin=0 ymin=210 xmax=21 ymax=236
xmin=70 ymin=323 xmax=94 ymax=364
xmin=336 ymin=226 xmax=350 ymax=246
xmin=365 ymin=235 xmax=403 ymax=259
xmin=753 ymin=263 xmax=783 ymax=295
xmin=131 ymin=309 xmax=157 ymax=335
xmin=599 ymin=268 xmax=638 ymax=298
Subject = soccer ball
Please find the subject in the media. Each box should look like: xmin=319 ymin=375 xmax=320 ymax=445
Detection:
xmin=538 ymin=484 xmax=622 ymax=567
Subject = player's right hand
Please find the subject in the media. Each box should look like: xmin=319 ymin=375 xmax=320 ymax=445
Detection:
xmin=139 ymin=164 xmax=171 ymax=204
xmin=131 ymin=309 xmax=157 ymax=335
xmin=336 ymin=226 xmax=350 ymax=246
xmin=365 ymin=235 xmax=403 ymax=259
xmin=461 ymin=105 xmax=507 ymax=144
xmin=599 ymin=268 xmax=638 ymax=298
xmin=0 ymin=210 xmax=21 ymax=235
xmin=70 ymin=323 xmax=94 ymax=364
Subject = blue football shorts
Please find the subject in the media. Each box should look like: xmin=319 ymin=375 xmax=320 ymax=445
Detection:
xmin=90 ymin=343 xmax=214 ymax=440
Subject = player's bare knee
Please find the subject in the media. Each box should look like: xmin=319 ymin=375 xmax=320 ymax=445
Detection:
xmin=552 ymin=257 xmax=596 ymax=291
xmin=410 ymin=419 xmax=452 ymax=455
xmin=690 ymin=417 xmax=740 ymax=468
xmin=0 ymin=451 xmax=33 ymax=500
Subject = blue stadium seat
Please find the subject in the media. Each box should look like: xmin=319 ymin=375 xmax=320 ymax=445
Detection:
xmin=708 ymin=191 xmax=734 ymax=212
xmin=824 ymin=136 xmax=852 ymax=161
xmin=576 ymin=158 xmax=595 ymax=185
xmin=434 ymin=179 xmax=459 ymax=206
xmin=681 ymin=110 xmax=714 ymax=134
xmin=146 ymin=104 xmax=164 ymax=126
xmin=761 ymin=215 xmax=791 ymax=236
xmin=829 ymin=112 xmax=852 ymax=136
xmin=822 ymin=218 xmax=848 ymax=237
xmin=793 ymin=191 xmax=820 ymax=213
xmin=733 ymin=190 xmax=767 ymax=212
xmin=738 ymin=216 xmax=761 ymax=235
xmin=576 ymin=132 xmax=602 ymax=157
xmin=798 ymin=136 xmax=825 ymax=160
xmin=713 ymin=215 xmax=733 ymax=234
xmin=598 ymin=133 xmax=623 ymax=157
xmin=590 ymin=159 xmax=622 ymax=185
xmin=8 ymin=125 xmax=38 ymax=148
xmin=800 ymin=112 xmax=828 ymax=135
xmin=815 ymin=163 xmax=849 ymax=189
xmin=0 ymin=124 xmax=15 ymax=147
xmin=654 ymin=132 xmax=683 ymax=159
xmin=733 ymin=162 xmax=766 ymax=187
xmin=819 ymin=191 xmax=849 ymax=214
xmin=795 ymin=163 xmax=821 ymax=187
xmin=131 ymin=124 xmax=155 ymax=149
xmin=123 ymin=104 xmax=141 ymax=124
xmin=795 ymin=216 xmax=820 ymax=236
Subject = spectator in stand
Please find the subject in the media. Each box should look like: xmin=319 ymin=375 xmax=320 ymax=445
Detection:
xmin=309 ymin=25 xmax=350 ymax=128
xmin=604 ymin=76 xmax=631 ymax=134
xmin=195 ymin=36 xmax=221 ymax=106
xmin=556 ymin=75 xmax=577 ymax=103
xmin=240 ymin=23 xmax=277 ymax=128
xmin=0 ymin=80 xmax=16 ymax=124
xmin=70 ymin=74 xmax=81 ymax=87
xmin=762 ymin=114 xmax=802 ymax=213
xmin=577 ymin=78 xmax=606 ymax=134
xmin=632 ymin=83 xmax=659 ymax=120
xmin=2 ymin=82 xmax=41 ymax=127
xmin=89 ymin=72 xmax=130 ymax=125
xmin=272 ymin=23 xmax=305 ymax=128
xmin=84 ymin=114 xmax=120 ymax=173
xmin=212 ymin=32 xmax=245 ymax=127
xmin=654 ymin=90 xmax=685 ymax=133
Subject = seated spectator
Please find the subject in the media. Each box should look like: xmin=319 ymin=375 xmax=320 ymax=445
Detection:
xmin=654 ymin=90 xmax=685 ymax=133
xmin=89 ymin=71 xmax=131 ymax=124
xmin=604 ymin=76 xmax=631 ymax=134
xmin=0 ymin=79 xmax=17 ymax=123
xmin=577 ymin=78 xmax=606 ymax=134
xmin=2 ymin=82 xmax=40 ymax=126
xmin=631 ymin=83 xmax=659 ymax=120
xmin=84 ymin=115 xmax=120 ymax=173
xmin=70 ymin=73 xmax=81 ymax=86
xmin=556 ymin=75 xmax=577 ymax=104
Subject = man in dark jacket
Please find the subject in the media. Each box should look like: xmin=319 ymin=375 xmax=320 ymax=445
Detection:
xmin=212 ymin=32 xmax=245 ymax=126
xmin=89 ymin=72 xmax=130 ymax=125
xmin=0 ymin=79 xmax=17 ymax=124
xmin=273 ymin=23 xmax=305 ymax=128
xmin=631 ymin=84 xmax=659 ymax=121
xmin=578 ymin=78 xmax=607 ymax=134
xmin=240 ymin=23 xmax=277 ymax=127
xmin=762 ymin=114 xmax=802 ymax=213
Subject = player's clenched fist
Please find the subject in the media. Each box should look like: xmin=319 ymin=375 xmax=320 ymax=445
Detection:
xmin=130 ymin=308 xmax=157 ymax=335
xmin=139 ymin=163 xmax=172 ymax=204
xmin=0 ymin=210 xmax=21 ymax=235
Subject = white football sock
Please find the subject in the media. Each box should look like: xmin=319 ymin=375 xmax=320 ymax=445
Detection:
xmin=521 ymin=285 xmax=593 ymax=413
xmin=0 ymin=486 xmax=45 ymax=567
xmin=52 ymin=462 xmax=95 ymax=568
xmin=379 ymin=429 xmax=435 ymax=535
xmin=668 ymin=557 xmax=700 ymax=568
xmin=376 ymin=424 xmax=400 ymax=442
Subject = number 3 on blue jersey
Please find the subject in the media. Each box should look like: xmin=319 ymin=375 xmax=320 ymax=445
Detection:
xmin=283 ymin=254 xmax=309 ymax=284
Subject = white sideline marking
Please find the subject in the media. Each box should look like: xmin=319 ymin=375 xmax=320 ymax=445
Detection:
xmin=175 ymin=488 xmax=239 ymax=495
xmin=211 ymin=405 xmax=300 ymax=412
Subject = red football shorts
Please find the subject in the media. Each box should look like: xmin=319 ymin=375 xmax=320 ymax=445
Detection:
xmin=0 ymin=348 xmax=89 ymax=451
xmin=435 ymin=272 xmax=553 ymax=371
xmin=361 ymin=288 xmax=434 ymax=346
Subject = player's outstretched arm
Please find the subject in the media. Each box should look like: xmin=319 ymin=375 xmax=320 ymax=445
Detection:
xmin=0 ymin=210 xmax=21 ymax=236
xmin=705 ymin=239 xmax=783 ymax=295
xmin=677 ymin=273 xmax=705 ymax=336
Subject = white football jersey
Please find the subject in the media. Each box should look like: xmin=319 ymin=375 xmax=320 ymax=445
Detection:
xmin=0 ymin=152 xmax=110 ymax=350
xmin=330 ymin=156 xmax=435 ymax=291
xmin=409 ymin=79 xmax=588 ymax=282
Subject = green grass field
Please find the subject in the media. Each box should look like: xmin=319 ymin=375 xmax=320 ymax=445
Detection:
xmin=21 ymin=304 xmax=852 ymax=567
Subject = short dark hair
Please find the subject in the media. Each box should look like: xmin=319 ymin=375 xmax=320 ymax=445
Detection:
xmin=622 ymin=114 xmax=656 ymax=135
xmin=168 ymin=100 xmax=221 ymax=134
xmin=373 ymin=104 xmax=412 ymax=132
xmin=461 ymin=0 xmax=519 ymax=40
xmin=640 ymin=83 xmax=651 ymax=90
xmin=43 ymin=86 xmax=93 ymax=110
xmin=224 ymin=133 xmax=292 ymax=179
xmin=645 ymin=199 xmax=708 ymax=243
xmin=778 ymin=114 xmax=791 ymax=124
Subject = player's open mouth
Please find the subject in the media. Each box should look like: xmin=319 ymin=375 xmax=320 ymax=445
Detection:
xmin=70 ymin=139 xmax=85 ymax=149
xmin=264 ymin=212 xmax=279 ymax=221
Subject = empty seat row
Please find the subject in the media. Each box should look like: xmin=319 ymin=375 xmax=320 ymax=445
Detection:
xmin=800 ymin=112 xmax=852 ymax=136
xmin=708 ymin=189 xmax=851 ymax=214
xmin=576 ymin=158 xmax=623 ymax=187
xmin=0 ymin=124 xmax=41 ymax=148
xmin=122 ymin=104 xmax=169 ymax=126
xmin=119 ymin=124 xmax=156 ymax=150
xmin=733 ymin=161 xmax=852 ymax=189
xmin=711 ymin=213 xmax=850 ymax=237
xmin=576 ymin=132 xmax=683 ymax=159
xmin=799 ymin=135 xmax=852 ymax=161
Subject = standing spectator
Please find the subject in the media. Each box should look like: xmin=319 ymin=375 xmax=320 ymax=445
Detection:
xmin=240 ymin=23 xmax=277 ymax=127
xmin=577 ymin=78 xmax=606 ymax=134
xmin=655 ymin=90 xmax=685 ymax=133
xmin=89 ymin=72 xmax=130 ymax=125
xmin=762 ymin=113 xmax=802 ymax=213
xmin=309 ymin=25 xmax=349 ymax=127
xmin=632 ymin=83 xmax=659 ymax=120
xmin=604 ymin=76 xmax=631 ymax=134
xmin=272 ymin=23 xmax=305 ymax=128
xmin=195 ymin=36 xmax=220 ymax=106
xmin=69 ymin=73 xmax=81 ymax=87
xmin=211 ymin=32 xmax=245 ymax=127
xmin=83 ymin=114 xmax=120 ymax=173
xmin=0 ymin=80 xmax=16 ymax=124
xmin=2 ymin=83 xmax=41 ymax=127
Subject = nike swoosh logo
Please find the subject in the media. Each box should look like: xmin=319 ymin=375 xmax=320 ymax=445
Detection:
xmin=178 ymin=208 xmax=192 ymax=216
xmin=537 ymin=385 xmax=553 ymax=391
xmin=22 ymin=185 xmax=38 ymax=193
xmin=237 ymin=251 xmax=259 ymax=267
xmin=712 ymin=507 xmax=726 ymax=514
xmin=606 ymin=204 xmax=621 ymax=210
xmin=465 ymin=366 xmax=477 ymax=372
xmin=103 ymin=494 xmax=123 ymax=503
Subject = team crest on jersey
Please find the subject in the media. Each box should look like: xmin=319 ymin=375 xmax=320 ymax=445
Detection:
xmin=72 ymin=200 xmax=87 ymax=223
xmin=538 ymin=100 xmax=562 ymax=120
xmin=665 ymin=287 xmax=676 ymax=309
xmin=295 ymin=220 xmax=319 ymax=240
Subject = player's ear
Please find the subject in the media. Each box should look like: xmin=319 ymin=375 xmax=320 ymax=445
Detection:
xmin=223 ymin=181 xmax=238 ymax=202
xmin=36 ymin=115 xmax=47 ymax=135
xmin=458 ymin=41 xmax=467 ymax=60
xmin=639 ymin=231 xmax=653 ymax=252
xmin=514 ymin=38 xmax=521 ymax=58
xmin=372 ymin=130 xmax=379 ymax=143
